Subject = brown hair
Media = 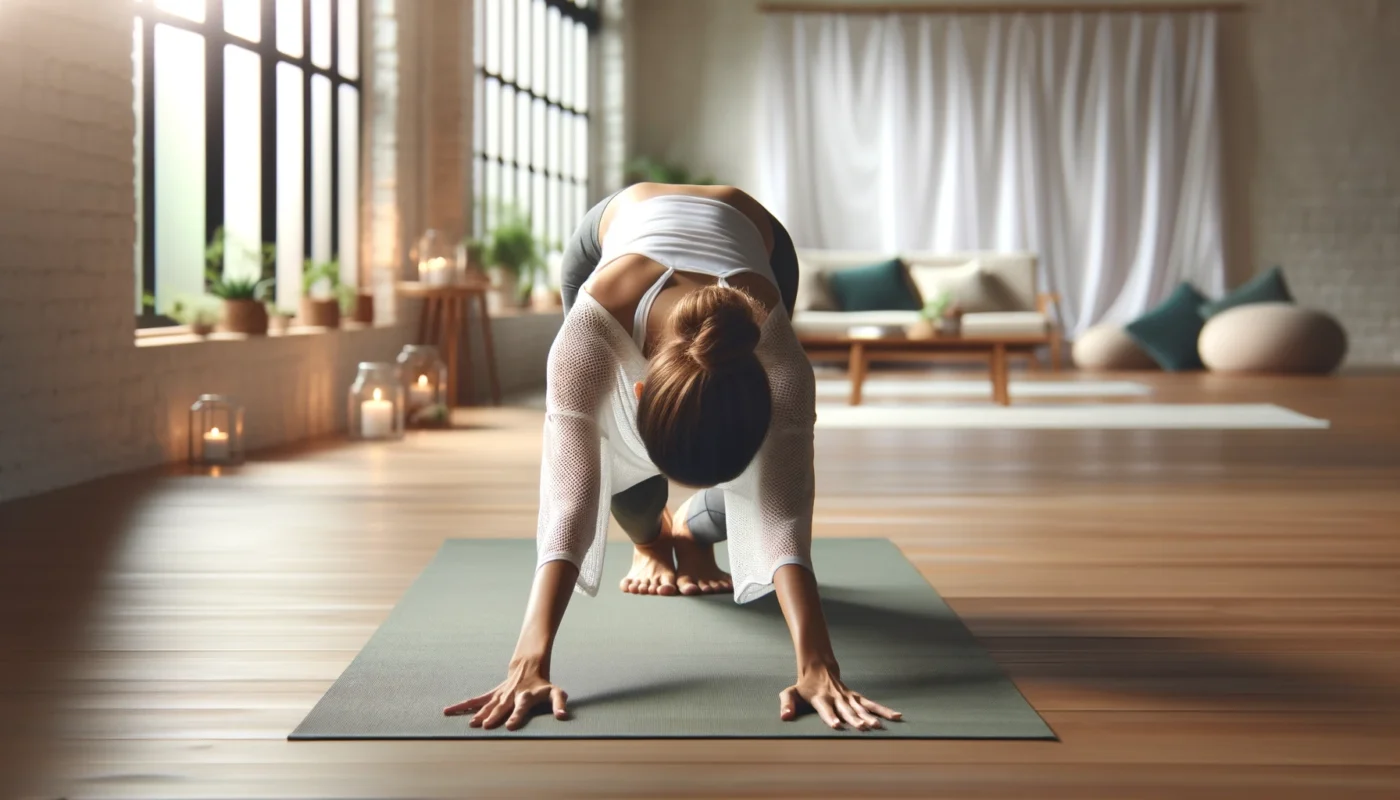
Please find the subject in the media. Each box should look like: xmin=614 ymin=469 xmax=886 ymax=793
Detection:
xmin=636 ymin=285 xmax=771 ymax=487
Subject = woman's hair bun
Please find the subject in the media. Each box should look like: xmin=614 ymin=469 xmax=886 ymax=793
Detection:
xmin=668 ymin=285 xmax=761 ymax=371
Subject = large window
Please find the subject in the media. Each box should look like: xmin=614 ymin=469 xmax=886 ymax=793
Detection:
xmin=134 ymin=0 xmax=362 ymax=326
xmin=473 ymin=0 xmax=597 ymax=249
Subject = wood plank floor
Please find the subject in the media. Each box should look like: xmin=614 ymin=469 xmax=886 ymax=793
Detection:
xmin=3 ymin=369 xmax=1399 ymax=799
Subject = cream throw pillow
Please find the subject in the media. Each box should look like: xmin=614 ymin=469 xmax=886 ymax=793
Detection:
xmin=795 ymin=270 xmax=838 ymax=311
xmin=909 ymin=260 xmax=1015 ymax=313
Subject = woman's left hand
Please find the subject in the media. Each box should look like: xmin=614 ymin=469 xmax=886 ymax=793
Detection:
xmin=779 ymin=664 xmax=901 ymax=731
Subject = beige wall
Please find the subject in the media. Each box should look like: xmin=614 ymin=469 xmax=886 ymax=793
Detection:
xmin=629 ymin=0 xmax=1400 ymax=364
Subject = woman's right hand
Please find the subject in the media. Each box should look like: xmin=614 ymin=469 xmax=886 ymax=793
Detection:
xmin=442 ymin=656 xmax=569 ymax=731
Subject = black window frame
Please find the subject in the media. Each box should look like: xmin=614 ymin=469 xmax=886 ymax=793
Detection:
xmin=472 ymin=0 xmax=599 ymax=245
xmin=135 ymin=0 xmax=364 ymax=328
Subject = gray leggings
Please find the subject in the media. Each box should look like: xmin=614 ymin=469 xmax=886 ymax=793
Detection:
xmin=560 ymin=189 xmax=800 ymax=546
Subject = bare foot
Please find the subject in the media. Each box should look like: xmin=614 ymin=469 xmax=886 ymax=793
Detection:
xmin=672 ymin=496 xmax=733 ymax=596
xmin=619 ymin=508 xmax=678 ymax=596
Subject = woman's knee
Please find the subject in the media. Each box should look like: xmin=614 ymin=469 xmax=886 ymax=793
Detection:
xmin=683 ymin=488 xmax=728 ymax=546
xmin=610 ymin=475 xmax=669 ymax=545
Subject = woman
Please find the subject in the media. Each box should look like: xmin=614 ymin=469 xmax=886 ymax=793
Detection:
xmin=443 ymin=183 xmax=900 ymax=732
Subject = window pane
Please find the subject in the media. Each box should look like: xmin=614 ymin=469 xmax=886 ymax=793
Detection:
xmin=338 ymin=85 xmax=360 ymax=288
xmin=516 ymin=92 xmax=530 ymax=168
xmin=156 ymin=0 xmax=205 ymax=23
xmin=574 ymin=22 xmax=588 ymax=112
xmin=546 ymin=104 xmax=560 ymax=174
xmin=224 ymin=0 xmax=260 ymax=42
xmin=473 ymin=72 xmax=484 ymax=155
xmin=532 ymin=172 xmax=546 ymax=240
xmin=224 ymin=45 xmax=261 ymax=282
xmin=473 ymin=0 xmax=484 ymax=68
xmin=575 ymin=114 xmax=589 ymax=181
xmin=132 ymin=19 xmax=144 ymax=313
xmin=547 ymin=178 xmax=559 ymax=246
xmin=500 ymin=0 xmax=514 ymax=83
xmin=339 ymin=0 xmax=359 ymax=79
xmin=531 ymin=97 xmax=545 ymax=169
xmin=532 ymin=1 xmax=545 ymax=94
xmin=558 ymin=11 xmax=570 ymax=109
xmin=483 ymin=77 xmax=500 ymax=157
xmin=153 ymin=24 xmax=205 ymax=310
xmin=501 ymin=163 xmax=516 ymax=209
xmin=311 ymin=0 xmax=332 ymax=69
xmin=484 ymin=0 xmax=499 ymax=75
xmin=546 ymin=6 xmax=561 ymax=102
xmin=276 ymin=63 xmax=304 ymax=312
xmin=277 ymin=0 xmax=304 ymax=57
xmin=311 ymin=74 xmax=333 ymax=264
xmin=483 ymin=159 xmax=501 ymax=230
xmin=500 ymin=87 xmax=515 ymax=164
xmin=472 ymin=156 xmax=484 ymax=235
xmin=515 ymin=0 xmax=532 ymax=91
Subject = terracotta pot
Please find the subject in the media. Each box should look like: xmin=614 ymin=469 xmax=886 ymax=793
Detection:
xmin=352 ymin=292 xmax=375 ymax=325
xmin=222 ymin=299 xmax=269 ymax=335
xmin=300 ymin=297 xmax=341 ymax=328
xmin=268 ymin=314 xmax=293 ymax=335
xmin=191 ymin=322 xmax=215 ymax=337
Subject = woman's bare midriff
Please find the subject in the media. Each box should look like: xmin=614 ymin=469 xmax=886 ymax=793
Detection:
xmin=583 ymin=184 xmax=781 ymax=352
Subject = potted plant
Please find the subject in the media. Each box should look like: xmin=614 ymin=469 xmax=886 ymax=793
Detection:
xmin=483 ymin=206 xmax=544 ymax=312
xmin=623 ymin=155 xmax=718 ymax=186
xmin=301 ymin=259 xmax=349 ymax=328
xmin=167 ymin=294 xmax=222 ymax=336
xmin=910 ymin=290 xmax=952 ymax=339
xmin=205 ymin=228 xmax=274 ymax=335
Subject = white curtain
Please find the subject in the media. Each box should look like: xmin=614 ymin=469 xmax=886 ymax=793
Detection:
xmin=759 ymin=12 xmax=1225 ymax=335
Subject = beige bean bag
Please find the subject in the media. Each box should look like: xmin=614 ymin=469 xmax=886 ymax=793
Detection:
xmin=1198 ymin=303 xmax=1347 ymax=374
xmin=1072 ymin=324 xmax=1159 ymax=371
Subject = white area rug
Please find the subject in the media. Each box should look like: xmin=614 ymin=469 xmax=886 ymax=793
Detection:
xmin=814 ymin=404 xmax=1330 ymax=430
xmin=814 ymin=378 xmax=1152 ymax=400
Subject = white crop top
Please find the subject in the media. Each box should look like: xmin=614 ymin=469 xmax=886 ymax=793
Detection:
xmin=534 ymin=196 xmax=817 ymax=603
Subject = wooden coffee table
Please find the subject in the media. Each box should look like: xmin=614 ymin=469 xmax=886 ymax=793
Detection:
xmin=800 ymin=334 xmax=1046 ymax=406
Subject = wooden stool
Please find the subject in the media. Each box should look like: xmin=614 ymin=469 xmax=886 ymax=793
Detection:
xmin=397 ymin=281 xmax=501 ymax=408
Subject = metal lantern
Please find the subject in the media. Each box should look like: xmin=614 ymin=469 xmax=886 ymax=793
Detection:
xmin=396 ymin=344 xmax=449 ymax=428
xmin=347 ymin=362 xmax=405 ymax=440
xmin=416 ymin=229 xmax=460 ymax=287
xmin=189 ymin=394 xmax=245 ymax=466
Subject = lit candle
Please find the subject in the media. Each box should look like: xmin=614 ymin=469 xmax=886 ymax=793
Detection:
xmin=203 ymin=426 xmax=230 ymax=463
xmin=360 ymin=388 xmax=395 ymax=439
xmin=408 ymin=373 xmax=433 ymax=408
xmin=419 ymin=256 xmax=451 ymax=286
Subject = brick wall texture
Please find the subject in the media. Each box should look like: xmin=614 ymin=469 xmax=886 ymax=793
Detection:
xmin=1241 ymin=0 xmax=1400 ymax=365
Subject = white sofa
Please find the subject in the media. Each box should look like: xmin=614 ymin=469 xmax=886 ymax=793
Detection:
xmin=792 ymin=250 xmax=1063 ymax=364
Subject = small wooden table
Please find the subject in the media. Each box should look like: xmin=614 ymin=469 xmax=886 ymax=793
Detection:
xmin=397 ymin=281 xmax=500 ymax=408
xmin=801 ymin=334 xmax=1047 ymax=406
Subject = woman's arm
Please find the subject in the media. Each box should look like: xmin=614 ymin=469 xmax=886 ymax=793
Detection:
xmin=773 ymin=564 xmax=903 ymax=730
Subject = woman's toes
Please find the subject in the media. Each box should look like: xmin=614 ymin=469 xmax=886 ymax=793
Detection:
xmin=678 ymin=577 xmax=700 ymax=596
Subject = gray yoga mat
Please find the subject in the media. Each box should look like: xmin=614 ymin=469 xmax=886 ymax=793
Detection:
xmin=290 ymin=538 xmax=1054 ymax=739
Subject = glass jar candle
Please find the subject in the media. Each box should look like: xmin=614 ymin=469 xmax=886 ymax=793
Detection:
xmin=347 ymin=362 xmax=405 ymax=440
xmin=189 ymin=395 xmax=245 ymax=466
xmin=416 ymin=229 xmax=459 ymax=287
xmin=396 ymin=344 xmax=449 ymax=427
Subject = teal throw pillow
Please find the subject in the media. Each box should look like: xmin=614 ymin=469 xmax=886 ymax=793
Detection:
xmin=1199 ymin=266 xmax=1293 ymax=318
xmin=1125 ymin=282 xmax=1209 ymax=371
xmin=826 ymin=259 xmax=922 ymax=312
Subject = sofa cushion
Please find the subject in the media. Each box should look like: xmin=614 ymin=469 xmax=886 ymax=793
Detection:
xmin=1199 ymin=265 xmax=1293 ymax=318
xmin=794 ymin=271 xmax=838 ymax=312
xmin=1125 ymin=282 xmax=1209 ymax=371
xmin=791 ymin=310 xmax=922 ymax=338
xmin=825 ymin=258 xmax=922 ymax=312
xmin=904 ymin=251 xmax=1039 ymax=311
xmin=960 ymin=311 xmax=1050 ymax=338
xmin=1073 ymin=324 xmax=1159 ymax=370
xmin=909 ymin=259 xmax=1019 ymax=313
xmin=794 ymin=250 xmax=895 ymax=312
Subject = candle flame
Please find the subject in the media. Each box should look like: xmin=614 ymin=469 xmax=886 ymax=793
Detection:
xmin=210 ymin=427 xmax=220 ymax=436
xmin=417 ymin=374 xmax=429 ymax=387
xmin=373 ymin=388 xmax=382 ymax=401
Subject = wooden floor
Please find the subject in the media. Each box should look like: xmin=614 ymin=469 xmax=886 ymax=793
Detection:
xmin=3 ymin=369 xmax=1400 ymax=799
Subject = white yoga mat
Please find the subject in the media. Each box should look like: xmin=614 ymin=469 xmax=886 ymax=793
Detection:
xmin=814 ymin=403 xmax=1330 ymax=430
xmin=814 ymin=379 xmax=1152 ymax=400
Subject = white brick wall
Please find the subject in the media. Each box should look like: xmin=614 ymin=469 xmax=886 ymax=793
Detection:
xmin=1241 ymin=0 xmax=1400 ymax=365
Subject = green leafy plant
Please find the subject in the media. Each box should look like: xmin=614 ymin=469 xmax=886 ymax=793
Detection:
xmin=167 ymin=294 xmax=222 ymax=328
xmin=921 ymin=289 xmax=955 ymax=321
xmin=624 ymin=155 xmax=717 ymax=186
xmin=303 ymin=258 xmax=357 ymax=313
xmin=460 ymin=236 xmax=487 ymax=272
xmin=205 ymin=227 xmax=275 ymax=301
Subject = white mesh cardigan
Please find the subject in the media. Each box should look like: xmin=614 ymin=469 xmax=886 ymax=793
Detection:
xmin=535 ymin=288 xmax=816 ymax=604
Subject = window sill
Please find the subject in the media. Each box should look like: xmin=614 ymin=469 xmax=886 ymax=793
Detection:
xmin=135 ymin=321 xmax=393 ymax=348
